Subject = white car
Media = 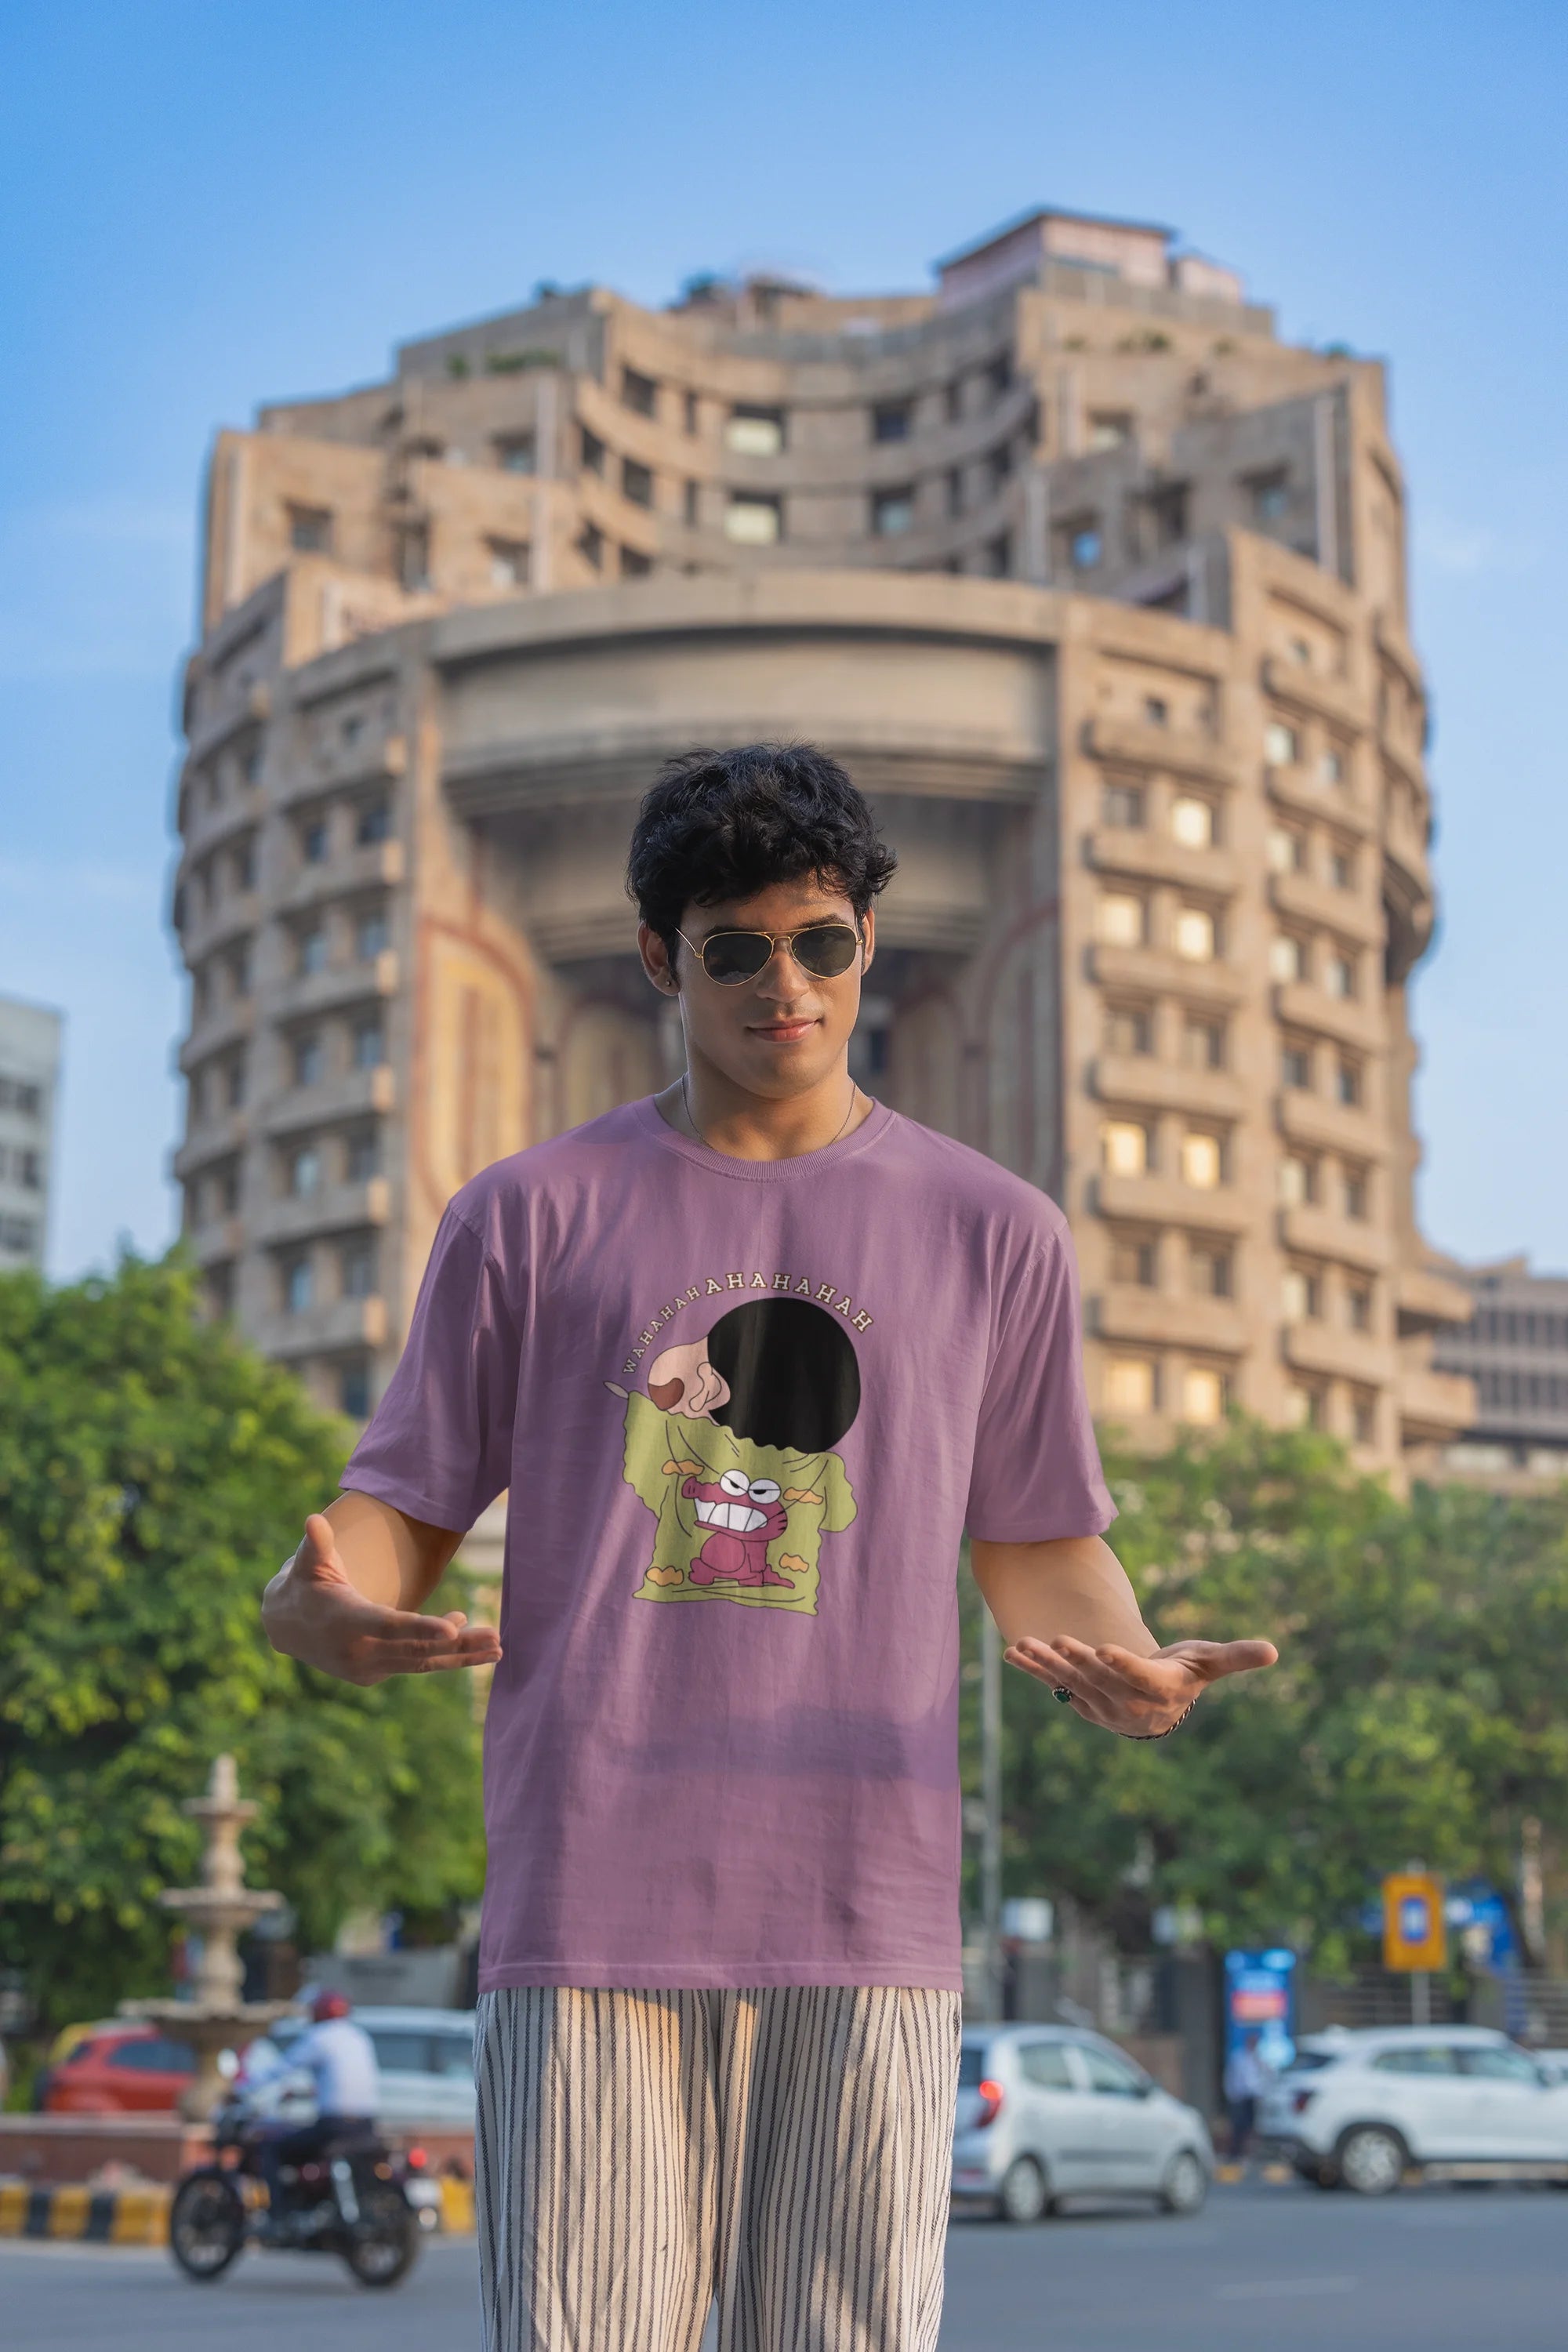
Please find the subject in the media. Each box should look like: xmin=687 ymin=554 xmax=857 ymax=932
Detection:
xmin=249 ymin=2005 xmax=477 ymax=2128
xmin=950 ymin=2024 xmax=1214 ymax=2222
xmin=1257 ymin=2025 xmax=1568 ymax=2194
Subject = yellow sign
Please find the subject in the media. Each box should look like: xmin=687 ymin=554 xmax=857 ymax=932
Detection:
xmin=1382 ymin=1871 xmax=1446 ymax=1972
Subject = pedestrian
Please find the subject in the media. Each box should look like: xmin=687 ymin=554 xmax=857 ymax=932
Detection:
xmin=263 ymin=742 xmax=1277 ymax=2350
xmin=1224 ymin=2030 xmax=1271 ymax=2165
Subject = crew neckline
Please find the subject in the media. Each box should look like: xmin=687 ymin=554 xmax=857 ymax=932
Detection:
xmin=630 ymin=1091 xmax=896 ymax=1182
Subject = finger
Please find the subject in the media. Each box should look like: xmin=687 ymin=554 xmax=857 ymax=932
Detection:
xmin=299 ymin=1512 xmax=343 ymax=1573
xmin=1161 ymin=1637 xmax=1280 ymax=1682
xmin=1004 ymin=1642 xmax=1118 ymax=1726
xmin=1012 ymin=1636 xmax=1157 ymax=1709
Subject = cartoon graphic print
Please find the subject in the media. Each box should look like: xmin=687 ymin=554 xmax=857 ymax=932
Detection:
xmin=612 ymin=1297 xmax=859 ymax=1614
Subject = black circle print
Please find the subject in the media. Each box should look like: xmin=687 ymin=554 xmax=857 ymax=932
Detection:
xmin=705 ymin=1298 xmax=861 ymax=1454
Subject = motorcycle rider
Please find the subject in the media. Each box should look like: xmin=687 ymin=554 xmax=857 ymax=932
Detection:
xmin=256 ymin=1990 xmax=379 ymax=2237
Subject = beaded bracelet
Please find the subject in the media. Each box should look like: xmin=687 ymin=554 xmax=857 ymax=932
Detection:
xmin=1053 ymin=1687 xmax=1198 ymax=1740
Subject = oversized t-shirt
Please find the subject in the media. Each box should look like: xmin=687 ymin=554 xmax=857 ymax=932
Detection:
xmin=343 ymin=1096 xmax=1113 ymax=1993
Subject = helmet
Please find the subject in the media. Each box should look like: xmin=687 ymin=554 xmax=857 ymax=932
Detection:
xmin=311 ymin=1990 xmax=351 ymax=2022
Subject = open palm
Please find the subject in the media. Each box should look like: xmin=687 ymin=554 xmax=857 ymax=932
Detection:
xmin=1005 ymin=1632 xmax=1278 ymax=1737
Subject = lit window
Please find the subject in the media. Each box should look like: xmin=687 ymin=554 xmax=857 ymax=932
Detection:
xmin=1269 ymin=934 xmax=1305 ymax=984
xmin=622 ymin=459 xmax=654 ymax=509
xmin=290 ymin=1146 xmax=321 ymax=1199
xmin=725 ymin=495 xmax=782 ymax=546
xmin=1267 ymin=825 xmax=1305 ymax=874
xmin=1102 ymin=1120 xmax=1149 ymax=1177
xmin=1279 ymin=1153 xmax=1314 ymax=1207
xmin=352 ymin=1020 xmax=384 ymax=1072
xmin=1282 ymin=1043 xmax=1312 ymax=1089
xmin=357 ymin=910 xmax=390 ymax=962
xmin=1171 ymin=796 xmax=1214 ymax=848
xmin=1326 ymin=952 xmax=1356 ymax=999
xmin=1181 ymin=1366 xmax=1225 ymax=1425
xmin=284 ymin=1258 xmax=314 ymax=1315
xmin=1173 ymin=906 xmax=1216 ymax=963
xmin=1104 ymin=1004 xmax=1152 ymax=1056
xmin=1111 ymin=1232 xmax=1157 ymax=1287
xmin=356 ymin=803 xmax=391 ymax=848
xmin=494 ymin=434 xmax=535 ymax=474
xmin=1181 ymin=1131 xmax=1223 ymax=1190
xmin=1105 ymin=1357 xmax=1156 ymax=1414
xmin=1282 ymin=1383 xmax=1317 ymax=1429
xmin=873 ymin=401 xmax=912 ymax=442
xmin=1281 ymin=1266 xmax=1320 ymax=1322
xmin=872 ymin=488 xmax=916 ymax=537
xmin=725 ymin=408 xmax=785 ymax=456
xmin=288 ymin=503 xmax=332 ymax=554
xmin=1265 ymin=720 xmax=1299 ymax=767
xmin=488 ymin=537 xmax=530 ymax=587
xmin=1183 ymin=1017 xmax=1225 ymax=1070
xmin=298 ymin=927 xmax=327 ymax=976
xmin=1102 ymin=782 xmax=1145 ymax=828
xmin=1097 ymin=892 xmax=1145 ymax=948
xmin=1320 ymin=748 xmax=1345 ymax=785
xmin=1088 ymin=412 xmax=1133 ymax=451
xmin=1071 ymin=527 xmax=1102 ymax=569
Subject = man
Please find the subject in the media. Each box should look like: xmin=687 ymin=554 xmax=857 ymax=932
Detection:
xmin=263 ymin=743 xmax=1276 ymax=2350
xmin=1223 ymin=2029 xmax=1274 ymax=2165
xmin=255 ymin=1989 xmax=379 ymax=2233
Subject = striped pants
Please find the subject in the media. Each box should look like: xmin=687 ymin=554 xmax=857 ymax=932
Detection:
xmin=474 ymin=1986 xmax=960 ymax=2352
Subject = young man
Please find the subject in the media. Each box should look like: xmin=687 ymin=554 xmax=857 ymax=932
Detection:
xmin=263 ymin=742 xmax=1276 ymax=2351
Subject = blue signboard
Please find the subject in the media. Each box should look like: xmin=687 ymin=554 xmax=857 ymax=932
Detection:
xmin=1223 ymin=1947 xmax=1298 ymax=2078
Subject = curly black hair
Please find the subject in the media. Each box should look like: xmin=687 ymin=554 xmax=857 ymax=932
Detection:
xmin=626 ymin=742 xmax=897 ymax=955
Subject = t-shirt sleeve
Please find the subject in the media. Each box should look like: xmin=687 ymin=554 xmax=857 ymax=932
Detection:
xmin=964 ymin=1228 xmax=1115 ymax=1542
xmin=342 ymin=1206 xmax=521 ymax=1532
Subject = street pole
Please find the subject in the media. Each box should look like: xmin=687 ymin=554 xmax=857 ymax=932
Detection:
xmin=1411 ymin=1969 xmax=1429 ymax=2027
xmin=981 ymin=1614 xmax=1003 ymax=2020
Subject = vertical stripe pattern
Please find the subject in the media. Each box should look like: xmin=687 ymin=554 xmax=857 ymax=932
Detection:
xmin=475 ymin=1986 xmax=960 ymax=2352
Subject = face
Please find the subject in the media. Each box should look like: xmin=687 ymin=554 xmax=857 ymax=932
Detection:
xmin=640 ymin=874 xmax=873 ymax=1100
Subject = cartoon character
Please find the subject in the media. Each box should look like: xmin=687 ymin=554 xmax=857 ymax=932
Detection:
xmin=612 ymin=1297 xmax=859 ymax=1615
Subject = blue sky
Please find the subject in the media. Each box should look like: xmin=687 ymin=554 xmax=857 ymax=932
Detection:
xmin=2 ymin=0 xmax=1563 ymax=1276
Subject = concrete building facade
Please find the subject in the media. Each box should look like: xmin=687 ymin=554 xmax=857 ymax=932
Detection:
xmin=171 ymin=208 xmax=1472 ymax=1472
xmin=0 ymin=996 xmax=62 ymax=1271
xmin=1433 ymin=1258 xmax=1568 ymax=1491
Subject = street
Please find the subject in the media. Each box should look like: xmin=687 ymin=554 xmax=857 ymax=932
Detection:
xmin=4 ymin=2183 xmax=1565 ymax=2350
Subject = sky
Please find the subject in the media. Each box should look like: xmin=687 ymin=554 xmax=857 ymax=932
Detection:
xmin=2 ymin=0 xmax=1564 ymax=1279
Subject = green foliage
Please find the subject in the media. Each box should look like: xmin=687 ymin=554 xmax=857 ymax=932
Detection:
xmin=485 ymin=348 xmax=562 ymax=375
xmin=0 ymin=1255 xmax=485 ymax=2031
xmin=964 ymin=1419 xmax=1568 ymax=1973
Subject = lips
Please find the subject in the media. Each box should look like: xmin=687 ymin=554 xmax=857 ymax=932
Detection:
xmin=693 ymin=1498 xmax=770 ymax=1533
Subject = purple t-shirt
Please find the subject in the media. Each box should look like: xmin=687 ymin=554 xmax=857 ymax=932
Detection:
xmin=344 ymin=1097 xmax=1112 ymax=1992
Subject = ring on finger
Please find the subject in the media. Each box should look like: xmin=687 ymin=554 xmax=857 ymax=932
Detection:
xmin=1053 ymin=1686 xmax=1073 ymax=1704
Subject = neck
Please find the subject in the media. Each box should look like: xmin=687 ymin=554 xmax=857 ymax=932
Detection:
xmin=655 ymin=1051 xmax=871 ymax=1162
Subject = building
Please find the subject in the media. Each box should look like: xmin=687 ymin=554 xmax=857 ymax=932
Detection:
xmin=0 ymin=996 xmax=62 ymax=1271
xmin=170 ymin=205 xmax=1472 ymax=1474
xmin=1432 ymin=1258 xmax=1568 ymax=1490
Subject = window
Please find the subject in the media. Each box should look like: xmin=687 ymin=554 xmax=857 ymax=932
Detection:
xmin=1282 ymin=1266 xmax=1320 ymax=1322
xmin=1267 ymin=824 xmax=1305 ymax=874
xmin=357 ymin=909 xmax=389 ymax=961
xmin=1348 ymin=1283 xmax=1374 ymax=1332
xmin=988 ymin=442 xmax=1013 ymax=490
xmin=1181 ymin=1366 xmax=1226 ymax=1425
xmin=346 ymin=1128 xmax=379 ymax=1181
xmin=684 ymin=480 xmax=700 ymax=526
xmin=0 ymin=1077 xmax=42 ymax=1116
xmin=580 ymin=427 xmax=606 ymax=476
xmin=341 ymin=1239 xmax=377 ymax=1299
xmin=284 ymin=1257 xmax=314 ymax=1315
xmin=986 ymin=532 xmax=1011 ymax=576
xmin=1088 ymin=412 xmax=1133 ymax=452
xmin=872 ymin=488 xmax=916 ymax=537
xmin=15 ymin=1148 xmax=42 ymax=1189
xmin=1102 ymin=782 xmax=1145 ymax=828
xmin=339 ymin=1361 xmax=372 ymax=1419
xmin=1102 ymin=1120 xmax=1150 ymax=1178
xmin=352 ymin=1019 xmax=385 ymax=1072
xmin=945 ymin=379 xmax=964 ymax=423
xmin=1173 ymin=906 xmax=1216 ymax=963
xmin=1143 ymin=696 xmax=1169 ymax=727
xmin=1081 ymin=2044 xmax=1146 ymax=2096
xmin=1097 ymin=892 xmax=1146 ymax=949
xmin=1269 ymin=934 xmax=1305 ymax=984
xmin=986 ymin=351 xmax=1012 ymax=401
xmin=1336 ymin=1058 xmax=1362 ymax=1107
xmin=1283 ymin=1382 xmax=1320 ymax=1429
xmin=684 ymin=390 xmax=700 ymax=435
xmin=621 ymin=366 xmax=658 ymax=418
xmin=1352 ymin=1390 xmax=1377 ymax=1444
xmin=1282 ymin=1042 xmax=1312 ymax=1090
xmin=225 ymin=1054 xmax=247 ymax=1109
xmin=1279 ymin=1153 xmax=1315 ymax=1207
xmin=107 ymin=2037 xmax=197 ymax=2074
xmin=297 ymin=927 xmax=327 ymax=977
xmin=290 ymin=1145 xmax=321 ymax=1199
xmin=725 ymin=495 xmax=782 ymax=546
xmin=577 ymin=522 xmax=604 ymax=570
xmin=1147 ymin=483 xmax=1189 ymax=546
xmin=1326 ymin=951 xmax=1357 ymax=1000
xmin=1321 ymin=747 xmax=1345 ymax=785
xmin=1190 ymin=1242 xmax=1232 ymax=1298
xmin=0 ymin=1214 xmax=37 ymax=1254
xmin=622 ymin=458 xmax=653 ymax=508
xmin=488 ymin=536 xmax=530 ymax=587
xmin=946 ymin=467 xmax=964 ymax=517
xmin=494 ymin=434 xmax=535 ymax=474
xmin=1181 ymin=1131 xmax=1223 ymax=1190
xmin=232 ymin=841 xmax=256 ymax=891
xmin=1105 ymin=1358 xmax=1156 ymax=1414
xmin=288 ymin=503 xmax=332 ymax=554
xmin=1104 ymin=1004 xmax=1152 ymax=1057
xmin=1342 ymin=1163 xmax=1369 ymax=1221
xmin=1018 ymin=2042 xmax=1076 ymax=2090
xmin=1070 ymin=526 xmax=1102 ymax=569
xmin=1171 ymin=795 xmax=1215 ymax=848
xmin=397 ymin=522 xmax=430 ymax=591
xmin=1111 ymin=1232 xmax=1157 ymax=1288
xmin=725 ymin=408 xmax=785 ymax=456
xmin=1265 ymin=720 xmax=1300 ymax=768
xmin=620 ymin=545 xmax=653 ymax=578
xmin=356 ymin=801 xmax=391 ymax=847
xmin=1250 ymin=470 xmax=1290 ymax=521
xmin=1183 ymin=1016 xmax=1226 ymax=1070
xmin=1330 ymin=848 xmax=1355 ymax=891
xmin=872 ymin=401 xmax=912 ymax=443
xmin=1372 ymin=2046 xmax=1460 ymax=2078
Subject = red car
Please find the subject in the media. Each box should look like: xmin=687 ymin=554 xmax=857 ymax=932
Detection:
xmin=42 ymin=2023 xmax=198 ymax=2114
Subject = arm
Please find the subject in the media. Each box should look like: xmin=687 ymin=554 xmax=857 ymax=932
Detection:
xmin=970 ymin=1533 xmax=1276 ymax=1737
xmin=261 ymin=1492 xmax=503 ymax=1687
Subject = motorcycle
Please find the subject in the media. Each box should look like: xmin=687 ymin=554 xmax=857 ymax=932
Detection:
xmin=169 ymin=2100 xmax=423 ymax=2288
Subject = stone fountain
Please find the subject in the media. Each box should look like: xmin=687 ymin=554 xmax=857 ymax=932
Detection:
xmin=120 ymin=1753 xmax=300 ymax=2121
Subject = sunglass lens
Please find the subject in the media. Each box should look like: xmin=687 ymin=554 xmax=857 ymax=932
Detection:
xmin=792 ymin=925 xmax=860 ymax=978
xmin=701 ymin=932 xmax=772 ymax=984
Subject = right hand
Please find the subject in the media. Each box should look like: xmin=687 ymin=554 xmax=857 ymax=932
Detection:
xmin=262 ymin=1513 xmax=503 ymax=1687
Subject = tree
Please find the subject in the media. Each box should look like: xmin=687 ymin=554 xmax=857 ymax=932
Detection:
xmin=0 ymin=1254 xmax=486 ymax=2031
xmin=963 ymin=1419 xmax=1568 ymax=1974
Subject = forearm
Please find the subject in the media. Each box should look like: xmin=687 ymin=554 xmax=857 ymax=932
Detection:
xmin=261 ymin=1493 xmax=463 ymax=1665
xmin=969 ymin=1534 xmax=1156 ymax=1656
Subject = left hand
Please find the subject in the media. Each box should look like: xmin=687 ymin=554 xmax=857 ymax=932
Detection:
xmin=1005 ymin=1633 xmax=1278 ymax=1737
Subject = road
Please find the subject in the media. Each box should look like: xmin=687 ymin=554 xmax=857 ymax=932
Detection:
xmin=4 ymin=2183 xmax=1565 ymax=2350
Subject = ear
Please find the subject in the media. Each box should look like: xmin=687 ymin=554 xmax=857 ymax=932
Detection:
xmin=638 ymin=920 xmax=679 ymax=994
xmin=859 ymin=905 xmax=876 ymax=976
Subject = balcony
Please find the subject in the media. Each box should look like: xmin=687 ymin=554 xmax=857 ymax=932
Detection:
xmin=1398 ymin=1362 xmax=1476 ymax=1441
xmin=1082 ymin=713 xmax=1236 ymax=785
xmin=1265 ymin=766 xmax=1375 ymax=839
xmin=1396 ymin=1261 xmax=1473 ymax=1335
xmin=276 ymin=732 xmax=408 ymax=811
xmin=1278 ymin=1084 xmax=1387 ymax=1162
xmin=186 ymin=1215 xmax=246 ymax=1268
xmin=1280 ymin=1203 xmax=1392 ymax=1272
xmin=261 ymin=1063 xmax=395 ymax=1140
xmin=1085 ymin=828 xmax=1240 ymax=895
xmin=179 ymin=779 xmax=267 ymax=862
xmin=171 ymin=1110 xmax=249 ymax=1183
xmin=253 ymin=1175 xmax=390 ymax=1248
xmin=275 ymin=840 xmax=406 ymax=916
xmin=1261 ymin=655 xmax=1367 ymax=735
xmin=1269 ymin=870 xmax=1385 ymax=949
xmin=186 ymin=680 xmax=270 ymax=769
xmin=1090 ymin=942 xmax=1245 ymax=1007
xmin=252 ymin=1294 xmax=390 ymax=1362
xmin=270 ymin=949 xmax=399 ymax=1025
xmin=1092 ymin=1285 xmax=1247 ymax=1353
xmin=1092 ymin=1171 xmax=1247 ymax=1234
xmin=1283 ymin=1320 xmax=1393 ymax=1386
xmin=1271 ymin=979 xmax=1385 ymax=1054
xmin=177 ymin=997 xmax=255 ymax=1073
xmin=1090 ymin=1054 xmax=1246 ymax=1121
xmin=179 ymin=888 xmax=260 ymax=966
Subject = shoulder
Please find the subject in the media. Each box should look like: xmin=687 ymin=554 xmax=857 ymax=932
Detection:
xmin=875 ymin=1112 xmax=1073 ymax=1262
xmin=441 ymin=1101 xmax=651 ymax=1252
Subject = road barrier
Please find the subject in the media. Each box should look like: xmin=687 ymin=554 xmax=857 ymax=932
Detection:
xmin=0 ymin=2180 xmax=172 ymax=2245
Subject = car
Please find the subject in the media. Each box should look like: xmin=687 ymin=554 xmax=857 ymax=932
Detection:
xmin=950 ymin=2024 xmax=1214 ymax=2223
xmin=42 ymin=2022 xmax=198 ymax=2114
xmin=242 ymin=2005 xmax=477 ymax=2128
xmin=1255 ymin=2025 xmax=1568 ymax=2194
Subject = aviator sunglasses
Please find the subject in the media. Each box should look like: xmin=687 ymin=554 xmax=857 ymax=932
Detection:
xmin=676 ymin=920 xmax=863 ymax=986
